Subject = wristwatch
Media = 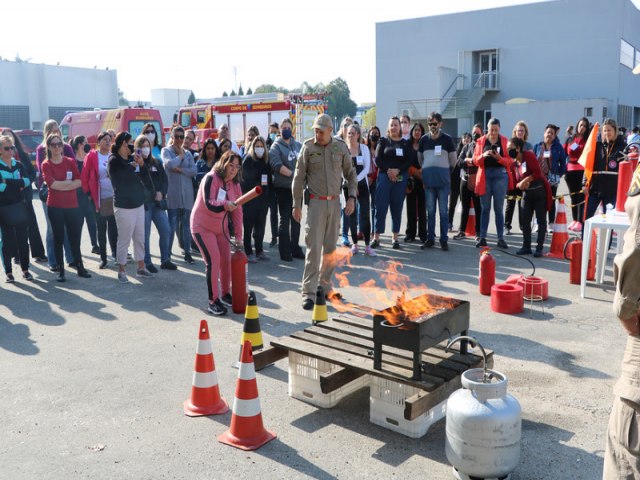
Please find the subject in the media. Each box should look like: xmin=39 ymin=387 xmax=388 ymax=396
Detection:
xmin=348 ymin=195 xmax=356 ymax=201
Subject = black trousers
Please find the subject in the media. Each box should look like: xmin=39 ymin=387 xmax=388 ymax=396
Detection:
xmin=448 ymin=167 xmax=461 ymax=228
xmin=504 ymin=189 xmax=520 ymax=230
xmin=47 ymin=206 xmax=84 ymax=269
xmin=565 ymin=170 xmax=585 ymax=222
xmin=243 ymin=198 xmax=269 ymax=255
xmin=96 ymin=210 xmax=118 ymax=262
xmin=405 ymin=179 xmax=426 ymax=241
xmin=520 ymin=187 xmax=547 ymax=250
xmin=548 ymin=184 xmax=558 ymax=224
xmin=585 ymin=189 xmax=617 ymax=221
xmin=1 ymin=219 xmax=29 ymax=273
xmin=348 ymin=182 xmax=371 ymax=245
xmin=269 ymin=187 xmax=279 ymax=241
xmin=276 ymin=187 xmax=301 ymax=257
xmin=458 ymin=181 xmax=482 ymax=237
xmin=23 ymin=196 xmax=46 ymax=258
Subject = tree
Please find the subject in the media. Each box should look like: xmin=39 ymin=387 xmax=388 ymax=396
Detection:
xmin=118 ymin=88 xmax=128 ymax=106
xmin=326 ymin=77 xmax=357 ymax=128
xmin=187 ymin=91 xmax=196 ymax=105
xmin=238 ymin=84 xmax=244 ymax=96
xmin=246 ymin=87 xmax=253 ymax=95
xmin=361 ymin=106 xmax=377 ymax=130
xmin=230 ymin=89 xmax=237 ymax=96
xmin=222 ymin=91 xmax=228 ymax=97
xmin=254 ymin=84 xmax=289 ymax=94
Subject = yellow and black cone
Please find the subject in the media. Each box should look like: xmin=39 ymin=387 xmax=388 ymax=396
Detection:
xmin=240 ymin=291 xmax=263 ymax=353
xmin=312 ymin=286 xmax=328 ymax=325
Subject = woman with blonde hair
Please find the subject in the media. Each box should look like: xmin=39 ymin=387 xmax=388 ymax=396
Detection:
xmin=505 ymin=120 xmax=533 ymax=235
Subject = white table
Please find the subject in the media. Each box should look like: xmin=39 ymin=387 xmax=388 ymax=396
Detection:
xmin=580 ymin=211 xmax=631 ymax=298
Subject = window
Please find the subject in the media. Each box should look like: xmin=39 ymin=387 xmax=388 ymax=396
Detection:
xmin=584 ymin=107 xmax=593 ymax=117
xmin=180 ymin=112 xmax=191 ymax=128
xmin=621 ymin=39 xmax=634 ymax=69
xmin=603 ymin=107 xmax=608 ymax=118
xmin=129 ymin=121 xmax=161 ymax=140
xmin=196 ymin=110 xmax=206 ymax=124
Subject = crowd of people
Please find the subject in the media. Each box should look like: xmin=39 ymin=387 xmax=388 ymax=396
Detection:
xmin=0 ymin=112 xmax=637 ymax=314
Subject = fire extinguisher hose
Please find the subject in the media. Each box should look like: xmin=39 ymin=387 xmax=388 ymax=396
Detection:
xmin=490 ymin=248 xmax=536 ymax=277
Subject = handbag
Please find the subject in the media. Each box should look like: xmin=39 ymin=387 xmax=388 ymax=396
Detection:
xmin=98 ymin=197 xmax=115 ymax=216
xmin=466 ymin=172 xmax=477 ymax=192
xmin=0 ymin=201 xmax=28 ymax=226
xmin=38 ymin=184 xmax=48 ymax=202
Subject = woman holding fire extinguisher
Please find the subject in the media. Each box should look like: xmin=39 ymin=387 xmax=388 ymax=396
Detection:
xmin=191 ymin=151 xmax=243 ymax=316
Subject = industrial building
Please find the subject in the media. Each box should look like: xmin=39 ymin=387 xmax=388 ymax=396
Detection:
xmin=376 ymin=0 xmax=640 ymax=140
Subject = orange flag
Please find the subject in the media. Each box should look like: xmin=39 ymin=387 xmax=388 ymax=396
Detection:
xmin=578 ymin=122 xmax=599 ymax=187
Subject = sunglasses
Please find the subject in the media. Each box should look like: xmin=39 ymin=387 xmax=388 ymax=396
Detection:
xmin=49 ymin=142 xmax=63 ymax=148
xmin=174 ymin=134 xmax=185 ymax=139
xmin=428 ymin=123 xmax=438 ymax=127
xmin=144 ymin=130 xmax=155 ymax=134
xmin=3 ymin=146 xmax=15 ymax=151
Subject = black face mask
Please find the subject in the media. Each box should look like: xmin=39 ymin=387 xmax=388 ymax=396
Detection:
xmin=508 ymin=149 xmax=518 ymax=159
xmin=370 ymin=134 xmax=380 ymax=142
xmin=83 ymin=144 xmax=91 ymax=154
xmin=473 ymin=133 xmax=482 ymax=141
xmin=127 ymin=144 xmax=135 ymax=154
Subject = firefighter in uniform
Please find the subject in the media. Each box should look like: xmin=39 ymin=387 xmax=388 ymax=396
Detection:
xmin=603 ymin=163 xmax=640 ymax=479
xmin=292 ymin=114 xmax=357 ymax=310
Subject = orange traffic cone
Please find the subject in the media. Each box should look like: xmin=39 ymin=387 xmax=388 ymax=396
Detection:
xmin=218 ymin=340 xmax=276 ymax=450
xmin=184 ymin=320 xmax=229 ymax=417
xmin=465 ymin=198 xmax=477 ymax=238
xmin=545 ymin=197 xmax=569 ymax=258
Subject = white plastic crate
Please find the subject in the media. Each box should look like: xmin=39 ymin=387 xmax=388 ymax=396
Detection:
xmin=369 ymin=376 xmax=446 ymax=438
xmin=288 ymin=352 xmax=369 ymax=408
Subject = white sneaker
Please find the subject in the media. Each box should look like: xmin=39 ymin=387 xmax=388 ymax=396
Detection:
xmin=351 ymin=244 xmax=359 ymax=255
xmin=118 ymin=271 xmax=129 ymax=283
xmin=364 ymin=246 xmax=377 ymax=256
xmin=547 ymin=223 xmax=554 ymax=234
xmin=136 ymin=268 xmax=154 ymax=278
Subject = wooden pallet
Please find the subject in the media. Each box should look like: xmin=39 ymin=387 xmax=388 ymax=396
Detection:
xmin=254 ymin=315 xmax=493 ymax=420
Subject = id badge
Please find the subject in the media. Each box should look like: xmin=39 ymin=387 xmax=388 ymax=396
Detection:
xmin=356 ymin=156 xmax=364 ymax=166
xmin=261 ymin=174 xmax=268 ymax=186
xmin=543 ymin=151 xmax=551 ymax=159
xmin=521 ymin=163 xmax=527 ymax=174
xmin=434 ymin=145 xmax=442 ymax=156
xmin=151 ymin=166 xmax=158 ymax=172
xmin=66 ymin=171 xmax=73 ymax=181
xmin=134 ymin=165 xmax=140 ymax=173
xmin=495 ymin=146 xmax=501 ymax=155
xmin=395 ymin=148 xmax=403 ymax=157
xmin=570 ymin=142 xmax=579 ymax=151
xmin=217 ymin=189 xmax=227 ymax=202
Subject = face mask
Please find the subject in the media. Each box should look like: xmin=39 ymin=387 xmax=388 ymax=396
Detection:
xmin=473 ymin=133 xmax=482 ymax=141
xmin=508 ymin=149 xmax=518 ymax=159
xmin=281 ymin=128 xmax=292 ymax=140
xmin=83 ymin=144 xmax=91 ymax=154
xmin=141 ymin=147 xmax=151 ymax=158
xmin=269 ymin=133 xmax=276 ymax=142
xmin=254 ymin=147 xmax=265 ymax=158
xmin=127 ymin=144 xmax=135 ymax=154
xmin=370 ymin=134 xmax=380 ymax=142
xmin=145 ymin=133 xmax=156 ymax=144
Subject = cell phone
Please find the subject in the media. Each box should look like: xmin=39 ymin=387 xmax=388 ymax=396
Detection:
xmin=136 ymin=149 xmax=142 ymax=156
xmin=491 ymin=145 xmax=497 ymax=152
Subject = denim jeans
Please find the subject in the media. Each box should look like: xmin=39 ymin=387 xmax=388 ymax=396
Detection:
xmin=42 ymin=200 xmax=73 ymax=267
xmin=479 ymin=167 xmax=509 ymax=239
xmin=375 ymin=173 xmax=408 ymax=234
xmin=168 ymin=208 xmax=192 ymax=256
xmin=425 ymin=184 xmax=450 ymax=242
xmin=144 ymin=203 xmax=171 ymax=265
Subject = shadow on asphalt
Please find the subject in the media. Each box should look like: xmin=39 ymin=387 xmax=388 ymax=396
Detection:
xmin=0 ymin=316 xmax=39 ymax=355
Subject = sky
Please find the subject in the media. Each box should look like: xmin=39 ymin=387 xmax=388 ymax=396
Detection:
xmin=3 ymin=0 xmax=628 ymax=106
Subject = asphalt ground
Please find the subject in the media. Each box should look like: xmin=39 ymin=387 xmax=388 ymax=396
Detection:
xmin=0 ymin=190 xmax=624 ymax=479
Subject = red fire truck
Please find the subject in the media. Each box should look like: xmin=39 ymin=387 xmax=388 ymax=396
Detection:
xmin=176 ymin=93 xmax=328 ymax=146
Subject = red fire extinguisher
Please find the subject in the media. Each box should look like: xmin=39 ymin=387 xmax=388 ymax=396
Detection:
xmin=231 ymin=246 xmax=248 ymax=314
xmin=479 ymin=248 xmax=496 ymax=296
xmin=564 ymin=238 xmax=583 ymax=285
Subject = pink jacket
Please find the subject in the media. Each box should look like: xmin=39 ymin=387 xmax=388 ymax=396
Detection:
xmin=191 ymin=171 xmax=243 ymax=239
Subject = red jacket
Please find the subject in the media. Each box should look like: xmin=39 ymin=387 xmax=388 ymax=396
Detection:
xmin=472 ymin=135 xmax=514 ymax=195
xmin=81 ymin=150 xmax=101 ymax=211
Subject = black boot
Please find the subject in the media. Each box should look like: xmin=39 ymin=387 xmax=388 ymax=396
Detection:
xmin=77 ymin=262 xmax=92 ymax=278
xmin=57 ymin=265 xmax=66 ymax=283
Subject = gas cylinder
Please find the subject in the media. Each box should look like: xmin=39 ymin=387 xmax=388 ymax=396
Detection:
xmin=445 ymin=337 xmax=521 ymax=480
xmin=231 ymin=247 xmax=248 ymax=314
xmin=479 ymin=248 xmax=496 ymax=296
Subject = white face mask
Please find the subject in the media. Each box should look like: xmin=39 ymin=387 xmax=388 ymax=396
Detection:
xmin=254 ymin=147 xmax=265 ymax=158
xmin=141 ymin=147 xmax=151 ymax=158
xmin=145 ymin=133 xmax=156 ymax=144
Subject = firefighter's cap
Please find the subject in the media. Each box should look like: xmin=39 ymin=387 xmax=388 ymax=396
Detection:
xmin=312 ymin=114 xmax=333 ymax=131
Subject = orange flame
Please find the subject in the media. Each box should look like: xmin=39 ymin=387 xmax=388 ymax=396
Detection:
xmin=325 ymin=251 xmax=456 ymax=322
